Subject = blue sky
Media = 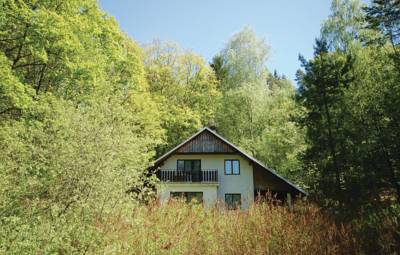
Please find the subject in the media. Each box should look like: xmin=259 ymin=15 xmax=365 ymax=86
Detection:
xmin=98 ymin=1 xmax=359 ymax=82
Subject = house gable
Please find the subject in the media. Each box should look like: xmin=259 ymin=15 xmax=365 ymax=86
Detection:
xmin=159 ymin=153 xmax=255 ymax=208
xmin=153 ymin=127 xmax=306 ymax=196
xmin=176 ymin=130 xmax=235 ymax=154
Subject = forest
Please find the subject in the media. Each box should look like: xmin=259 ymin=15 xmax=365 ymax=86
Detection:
xmin=0 ymin=0 xmax=399 ymax=254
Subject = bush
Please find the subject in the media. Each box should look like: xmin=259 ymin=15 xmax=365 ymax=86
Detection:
xmin=351 ymin=203 xmax=400 ymax=254
xmin=0 ymin=96 xmax=161 ymax=254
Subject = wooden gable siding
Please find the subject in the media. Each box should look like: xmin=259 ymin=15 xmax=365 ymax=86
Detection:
xmin=176 ymin=131 xmax=236 ymax=153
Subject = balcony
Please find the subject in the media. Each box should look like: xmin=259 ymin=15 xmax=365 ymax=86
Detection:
xmin=159 ymin=169 xmax=218 ymax=183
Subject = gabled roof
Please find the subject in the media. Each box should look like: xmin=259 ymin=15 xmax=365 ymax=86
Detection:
xmin=153 ymin=127 xmax=306 ymax=195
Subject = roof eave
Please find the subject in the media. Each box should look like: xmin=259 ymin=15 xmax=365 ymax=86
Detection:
xmin=151 ymin=127 xmax=307 ymax=196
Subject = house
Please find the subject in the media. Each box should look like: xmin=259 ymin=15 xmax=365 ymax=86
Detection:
xmin=153 ymin=127 xmax=306 ymax=209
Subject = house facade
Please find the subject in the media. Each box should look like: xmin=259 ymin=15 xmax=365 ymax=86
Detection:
xmin=154 ymin=127 xmax=305 ymax=209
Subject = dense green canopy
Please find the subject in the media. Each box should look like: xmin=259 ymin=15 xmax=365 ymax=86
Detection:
xmin=0 ymin=0 xmax=399 ymax=253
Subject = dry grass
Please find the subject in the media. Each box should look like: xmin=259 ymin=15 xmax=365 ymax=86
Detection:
xmin=97 ymin=199 xmax=358 ymax=255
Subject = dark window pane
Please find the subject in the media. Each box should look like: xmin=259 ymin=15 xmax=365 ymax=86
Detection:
xmin=171 ymin=192 xmax=184 ymax=199
xmin=177 ymin=160 xmax=184 ymax=171
xmin=225 ymin=193 xmax=241 ymax=209
xmin=225 ymin=194 xmax=232 ymax=206
xmin=193 ymin=160 xmax=201 ymax=171
xmin=184 ymin=160 xmax=192 ymax=172
xmin=233 ymin=194 xmax=241 ymax=207
xmin=179 ymin=160 xmax=201 ymax=172
xmin=191 ymin=160 xmax=201 ymax=182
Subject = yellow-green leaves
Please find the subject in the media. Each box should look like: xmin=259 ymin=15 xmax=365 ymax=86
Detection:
xmin=143 ymin=41 xmax=220 ymax=154
xmin=0 ymin=53 xmax=34 ymax=115
xmin=0 ymin=1 xmax=164 ymax=253
xmin=213 ymin=27 xmax=306 ymax=181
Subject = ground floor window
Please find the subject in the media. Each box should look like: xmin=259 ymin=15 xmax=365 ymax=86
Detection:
xmin=225 ymin=193 xmax=241 ymax=209
xmin=170 ymin=192 xmax=203 ymax=203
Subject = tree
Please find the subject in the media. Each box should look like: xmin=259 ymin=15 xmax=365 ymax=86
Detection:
xmin=143 ymin=40 xmax=220 ymax=155
xmin=210 ymin=55 xmax=228 ymax=82
xmin=347 ymin=45 xmax=400 ymax=204
xmin=212 ymin=27 xmax=306 ymax=180
xmin=297 ymin=0 xmax=400 ymax=209
xmin=0 ymin=0 xmax=163 ymax=253
xmin=297 ymin=39 xmax=355 ymax=206
xmin=321 ymin=0 xmax=365 ymax=51
xmin=365 ymin=0 xmax=400 ymax=45
xmin=214 ymin=26 xmax=270 ymax=91
xmin=365 ymin=0 xmax=400 ymax=66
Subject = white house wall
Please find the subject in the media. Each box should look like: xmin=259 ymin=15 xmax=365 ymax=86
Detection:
xmin=158 ymin=183 xmax=218 ymax=208
xmin=158 ymin=154 xmax=254 ymax=209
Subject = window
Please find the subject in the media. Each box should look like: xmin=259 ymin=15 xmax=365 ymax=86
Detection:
xmin=170 ymin=192 xmax=203 ymax=204
xmin=177 ymin=160 xmax=201 ymax=181
xmin=224 ymin=160 xmax=240 ymax=175
xmin=177 ymin=160 xmax=185 ymax=171
xmin=177 ymin=160 xmax=201 ymax=172
xmin=225 ymin=194 xmax=241 ymax=209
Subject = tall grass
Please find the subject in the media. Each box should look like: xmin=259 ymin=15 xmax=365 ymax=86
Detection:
xmin=98 ymin=199 xmax=358 ymax=255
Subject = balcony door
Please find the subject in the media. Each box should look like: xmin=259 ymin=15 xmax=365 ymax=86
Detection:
xmin=177 ymin=160 xmax=201 ymax=182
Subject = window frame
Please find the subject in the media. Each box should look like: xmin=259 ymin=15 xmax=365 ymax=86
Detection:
xmin=177 ymin=159 xmax=201 ymax=172
xmin=170 ymin=192 xmax=203 ymax=204
xmin=225 ymin=193 xmax=242 ymax=209
xmin=224 ymin=159 xmax=240 ymax=175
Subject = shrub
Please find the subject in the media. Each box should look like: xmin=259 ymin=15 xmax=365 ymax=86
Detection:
xmin=351 ymin=203 xmax=400 ymax=254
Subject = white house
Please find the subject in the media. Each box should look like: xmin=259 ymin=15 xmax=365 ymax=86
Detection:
xmin=153 ymin=127 xmax=306 ymax=209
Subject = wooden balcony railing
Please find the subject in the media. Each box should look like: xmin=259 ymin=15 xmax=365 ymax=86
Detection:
xmin=159 ymin=169 xmax=218 ymax=183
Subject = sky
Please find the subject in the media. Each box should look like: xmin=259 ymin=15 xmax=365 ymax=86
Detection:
xmin=98 ymin=1 xmax=352 ymax=82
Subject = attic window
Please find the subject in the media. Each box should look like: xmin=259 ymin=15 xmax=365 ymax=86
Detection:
xmin=225 ymin=160 xmax=240 ymax=175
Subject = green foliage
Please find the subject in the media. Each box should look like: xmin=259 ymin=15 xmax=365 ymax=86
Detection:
xmin=298 ymin=0 xmax=400 ymax=208
xmin=216 ymin=26 xmax=270 ymax=90
xmin=321 ymin=0 xmax=365 ymax=51
xmin=297 ymin=0 xmax=400 ymax=252
xmin=297 ymin=40 xmax=355 ymax=203
xmin=365 ymin=0 xmax=400 ymax=72
xmin=212 ymin=27 xmax=306 ymax=181
xmin=1 ymin=0 xmax=399 ymax=253
xmin=364 ymin=0 xmax=400 ymax=46
xmin=0 ymin=0 xmax=151 ymax=100
xmin=0 ymin=96 xmax=160 ymax=253
xmin=143 ymin=40 xmax=220 ymax=155
xmin=351 ymin=203 xmax=400 ymax=254
xmin=0 ymin=52 xmax=34 ymax=115
xmin=0 ymin=0 xmax=163 ymax=253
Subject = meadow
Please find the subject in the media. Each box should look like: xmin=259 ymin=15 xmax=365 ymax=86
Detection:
xmin=98 ymin=199 xmax=356 ymax=255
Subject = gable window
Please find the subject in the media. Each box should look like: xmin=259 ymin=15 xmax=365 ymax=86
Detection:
xmin=224 ymin=160 xmax=240 ymax=175
xmin=225 ymin=193 xmax=241 ymax=209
